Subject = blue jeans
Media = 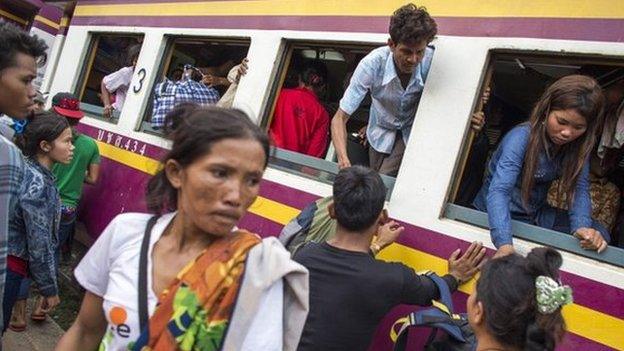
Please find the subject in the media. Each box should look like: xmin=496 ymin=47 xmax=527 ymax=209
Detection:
xmin=17 ymin=209 xmax=75 ymax=300
xmin=2 ymin=268 xmax=25 ymax=332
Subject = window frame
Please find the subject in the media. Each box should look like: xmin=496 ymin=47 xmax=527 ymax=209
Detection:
xmin=73 ymin=32 xmax=144 ymax=124
xmin=444 ymin=49 xmax=624 ymax=268
xmin=135 ymin=35 xmax=252 ymax=134
xmin=261 ymin=39 xmax=397 ymax=198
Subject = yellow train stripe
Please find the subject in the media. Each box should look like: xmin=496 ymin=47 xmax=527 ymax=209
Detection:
xmin=96 ymin=139 xmax=301 ymax=221
xmin=74 ymin=0 xmax=624 ymax=19
xmin=33 ymin=15 xmax=60 ymax=30
xmin=0 ymin=10 xmax=29 ymax=25
xmin=378 ymin=243 xmax=624 ymax=350
xmin=97 ymin=138 xmax=624 ymax=349
xmin=95 ymin=141 xmax=161 ymax=175
xmin=60 ymin=16 xmax=70 ymax=27
xmin=248 ymin=195 xmax=300 ymax=226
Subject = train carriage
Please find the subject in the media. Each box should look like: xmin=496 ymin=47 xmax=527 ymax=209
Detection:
xmin=34 ymin=1 xmax=624 ymax=350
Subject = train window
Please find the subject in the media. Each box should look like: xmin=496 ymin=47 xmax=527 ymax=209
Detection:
xmin=74 ymin=33 xmax=144 ymax=124
xmin=446 ymin=50 xmax=624 ymax=267
xmin=263 ymin=41 xmax=415 ymax=197
xmin=137 ymin=36 xmax=250 ymax=134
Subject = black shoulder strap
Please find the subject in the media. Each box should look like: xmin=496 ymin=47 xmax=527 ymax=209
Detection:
xmin=139 ymin=215 xmax=159 ymax=332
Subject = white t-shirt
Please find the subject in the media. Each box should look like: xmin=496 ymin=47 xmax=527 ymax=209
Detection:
xmin=102 ymin=66 xmax=134 ymax=110
xmin=75 ymin=212 xmax=282 ymax=351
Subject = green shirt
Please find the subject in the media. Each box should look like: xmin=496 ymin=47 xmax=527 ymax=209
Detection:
xmin=53 ymin=133 xmax=100 ymax=207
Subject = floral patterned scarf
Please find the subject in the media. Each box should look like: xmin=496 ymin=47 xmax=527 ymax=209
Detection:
xmin=132 ymin=230 xmax=261 ymax=351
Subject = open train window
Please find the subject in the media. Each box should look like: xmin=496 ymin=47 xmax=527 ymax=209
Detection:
xmin=446 ymin=50 xmax=624 ymax=267
xmin=137 ymin=36 xmax=250 ymax=134
xmin=263 ymin=41 xmax=397 ymax=197
xmin=74 ymin=33 xmax=144 ymax=124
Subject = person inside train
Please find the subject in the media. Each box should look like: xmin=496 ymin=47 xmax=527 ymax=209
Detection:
xmin=151 ymin=64 xmax=221 ymax=129
xmin=0 ymin=21 xmax=48 ymax=333
xmin=56 ymin=105 xmax=308 ymax=351
xmin=101 ymin=44 xmax=141 ymax=119
xmin=330 ymin=4 xmax=485 ymax=177
xmin=467 ymin=247 xmax=570 ymax=351
xmin=473 ymin=75 xmax=609 ymax=257
xmin=293 ymin=165 xmax=485 ymax=351
xmin=10 ymin=92 xmax=101 ymax=330
xmin=151 ymin=59 xmax=249 ymax=129
xmin=4 ymin=112 xmax=74 ymax=332
xmin=269 ymin=60 xmax=330 ymax=158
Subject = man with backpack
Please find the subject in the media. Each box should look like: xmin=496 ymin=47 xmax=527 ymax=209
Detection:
xmin=293 ymin=166 xmax=485 ymax=351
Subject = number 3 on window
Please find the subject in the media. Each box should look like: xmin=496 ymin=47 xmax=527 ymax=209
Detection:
xmin=133 ymin=68 xmax=147 ymax=93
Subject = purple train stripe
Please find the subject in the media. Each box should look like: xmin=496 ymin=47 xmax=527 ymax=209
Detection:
xmin=250 ymin=180 xmax=624 ymax=321
xmin=70 ymin=15 xmax=624 ymax=43
xmin=77 ymin=123 xmax=167 ymax=160
xmin=239 ymin=212 xmax=619 ymax=351
xmin=32 ymin=20 xmax=58 ymax=35
xmin=259 ymin=179 xmax=320 ymax=210
xmin=77 ymin=123 xmax=624 ymax=321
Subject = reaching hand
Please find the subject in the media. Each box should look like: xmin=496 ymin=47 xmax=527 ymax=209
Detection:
xmin=574 ymin=228 xmax=608 ymax=253
xmin=103 ymin=105 xmax=113 ymax=119
xmin=40 ymin=295 xmax=60 ymax=313
xmin=236 ymin=58 xmax=249 ymax=82
xmin=337 ymin=155 xmax=351 ymax=169
xmin=357 ymin=125 xmax=368 ymax=146
xmin=470 ymin=111 xmax=485 ymax=131
xmin=376 ymin=220 xmax=405 ymax=248
xmin=494 ymin=244 xmax=515 ymax=258
xmin=448 ymin=241 xmax=486 ymax=284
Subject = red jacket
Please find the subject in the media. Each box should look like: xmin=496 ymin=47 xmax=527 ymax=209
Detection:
xmin=269 ymin=87 xmax=330 ymax=158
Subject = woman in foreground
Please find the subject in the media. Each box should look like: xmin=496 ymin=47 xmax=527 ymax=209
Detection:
xmin=56 ymin=105 xmax=309 ymax=351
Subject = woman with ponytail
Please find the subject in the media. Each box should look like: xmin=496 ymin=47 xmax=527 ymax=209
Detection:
xmin=466 ymin=247 xmax=570 ymax=351
xmin=57 ymin=105 xmax=309 ymax=351
xmin=269 ymin=59 xmax=330 ymax=158
xmin=474 ymin=75 xmax=609 ymax=256
xmin=3 ymin=111 xmax=74 ymax=331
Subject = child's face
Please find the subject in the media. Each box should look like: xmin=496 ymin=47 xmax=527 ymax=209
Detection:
xmin=47 ymin=127 xmax=74 ymax=164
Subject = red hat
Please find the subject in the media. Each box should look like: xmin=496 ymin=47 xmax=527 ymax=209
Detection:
xmin=52 ymin=92 xmax=84 ymax=119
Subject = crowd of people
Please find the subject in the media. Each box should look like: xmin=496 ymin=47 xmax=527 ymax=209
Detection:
xmin=1 ymin=1 xmax=620 ymax=350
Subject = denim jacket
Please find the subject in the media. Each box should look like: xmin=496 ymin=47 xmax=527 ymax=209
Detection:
xmin=8 ymin=159 xmax=60 ymax=296
xmin=473 ymin=124 xmax=592 ymax=248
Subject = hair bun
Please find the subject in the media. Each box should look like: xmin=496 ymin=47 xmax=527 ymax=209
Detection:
xmin=526 ymin=247 xmax=562 ymax=279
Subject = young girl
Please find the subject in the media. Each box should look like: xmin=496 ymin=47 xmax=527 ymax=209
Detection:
xmin=473 ymin=75 xmax=609 ymax=256
xmin=3 ymin=112 xmax=74 ymax=331
xmin=56 ymin=105 xmax=308 ymax=351
xmin=467 ymin=247 xmax=570 ymax=351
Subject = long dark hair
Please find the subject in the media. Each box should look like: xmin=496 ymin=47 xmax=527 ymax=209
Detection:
xmin=521 ymin=75 xmax=605 ymax=208
xmin=476 ymin=247 xmax=566 ymax=351
xmin=146 ymin=104 xmax=270 ymax=214
xmin=16 ymin=111 xmax=69 ymax=157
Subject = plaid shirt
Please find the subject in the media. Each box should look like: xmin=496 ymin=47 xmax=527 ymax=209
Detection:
xmin=151 ymin=78 xmax=220 ymax=128
xmin=0 ymin=128 xmax=25 ymax=330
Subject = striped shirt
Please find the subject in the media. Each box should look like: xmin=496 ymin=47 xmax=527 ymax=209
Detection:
xmin=0 ymin=129 xmax=25 ymax=331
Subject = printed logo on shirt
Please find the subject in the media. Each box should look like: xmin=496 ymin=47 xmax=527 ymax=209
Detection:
xmin=109 ymin=306 xmax=131 ymax=338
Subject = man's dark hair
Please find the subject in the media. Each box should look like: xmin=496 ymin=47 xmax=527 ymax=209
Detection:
xmin=0 ymin=21 xmax=48 ymax=72
xmin=333 ymin=166 xmax=387 ymax=232
xmin=389 ymin=4 xmax=437 ymax=45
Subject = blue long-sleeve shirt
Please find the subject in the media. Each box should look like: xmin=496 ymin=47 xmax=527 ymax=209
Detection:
xmin=8 ymin=159 xmax=59 ymax=296
xmin=473 ymin=124 xmax=593 ymax=248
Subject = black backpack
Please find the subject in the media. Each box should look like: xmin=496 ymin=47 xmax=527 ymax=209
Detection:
xmin=391 ymin=272 xmax=477 ymax=351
